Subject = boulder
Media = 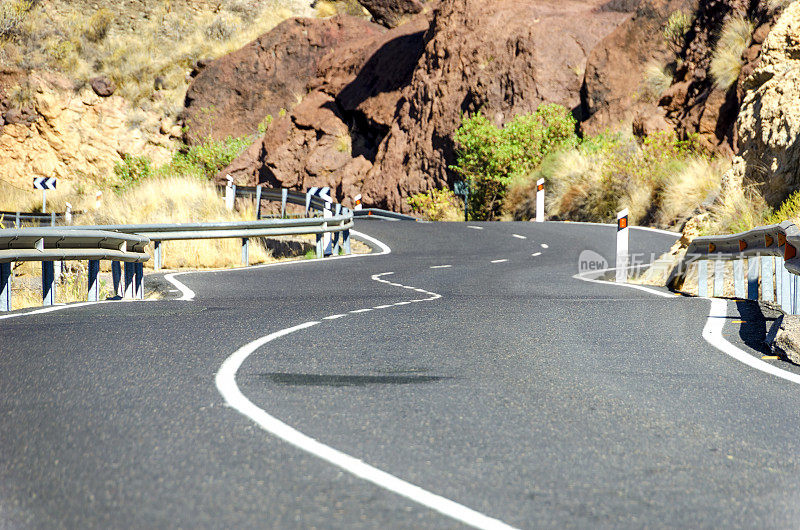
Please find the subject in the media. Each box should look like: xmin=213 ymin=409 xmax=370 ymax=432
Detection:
xmin=90 ymin=76 xmax=116 ymax=97
xmin=737 ymin=1 xmax=800 ymax=206
xmin=358 ymin=0 xmax=425 ymax=28
xmin=183 ymin=16 xmax=383 ymax=145
xmin=218 ymin=0 xmax=628 ymax=211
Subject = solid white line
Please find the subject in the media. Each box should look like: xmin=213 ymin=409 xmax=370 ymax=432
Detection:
xmin=323 ymin=314 xmax=347 ymax=320
xmin=430 ymin=265 xmax=452 ymax=269
xmin=350 ymin=308 xmax=373 ymax=314
xmin=394 ymin=301 xmax=413 ymax=306
xmin=703 ymin=298 xmax=800 ymax=385
xmin=373 ymin=304 xmax=393 ymax=309
xmin=573 ymin=270 xmax=676 ymax=298
xmin=512 ymin=234 xmax=527 ymax=240
xmin=531 ymin=252 xmax=542 ymax=257
xmin=467 ymin=226 xmax=483 ymax=230
xmin=540 ymin=244 xmax=549 ymax=249
xmin=216 ymin=280 xmax=514 ymax=530
xmin=491 ymin=259 xmax=508 ymax=264
xmin=165 ymin=272 xmax=195 ymax=301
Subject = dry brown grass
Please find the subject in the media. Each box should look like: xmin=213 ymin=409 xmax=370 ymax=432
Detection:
xmin=710 ymin=15 xmax=754 ymax=90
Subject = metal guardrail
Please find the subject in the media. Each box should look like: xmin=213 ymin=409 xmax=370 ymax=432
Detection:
xmin=0 ymin=210 xmax=74 ymax=227
xmin=353 ymin=208 xmax=419 ymax=221
xmin=75 ymin=215 xmax=354 ymax=270
xmin=0 ymin=228 xmax=150 ymax=311
xmin=673 ymin=220 xmax=800 ymax=313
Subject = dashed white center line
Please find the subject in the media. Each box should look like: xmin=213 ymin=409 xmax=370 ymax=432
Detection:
xmin=467 ymin=226 xmax=483 ymax=230
xmin=541 ymin=243 xmax=549 ymax=249
xmin=491 ymin=259 xmax=508 ymax=264
xmin=531 ymin=252 xmax=542 ymax=257
xmin=323 ymin=314 xmax=347 ymax=320
xmin=430 ymin=265 xmax=452 ymax=269
xmin=512 ymin=234 xmax=527 ymax=239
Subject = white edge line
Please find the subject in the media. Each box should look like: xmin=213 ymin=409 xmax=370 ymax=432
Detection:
xmin=0 ymin=298 xmax=146 ymax=321
xmin=576 ymin=268 xmax=800 ymax=385
xmin=704 ymin=298 xmax=800 ymax=385
xmin=323 ymin=314 xmax=347 ymax=320
xmin=573 ymin=269 xmax=676 ymax=298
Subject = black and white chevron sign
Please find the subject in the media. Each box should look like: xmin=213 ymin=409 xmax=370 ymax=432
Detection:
xmin=33 ymin=177 xmax=57 ymax=190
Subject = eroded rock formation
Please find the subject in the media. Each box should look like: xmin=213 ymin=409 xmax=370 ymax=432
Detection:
xmin=217 ymin=0 xmax=629 ymax=211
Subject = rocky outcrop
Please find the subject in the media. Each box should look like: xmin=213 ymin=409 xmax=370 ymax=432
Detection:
xmin=581 ymin=0 xmax=695 ymax=136
xmin=183 ymin=16 xmax=383 ymax=145
xmin=737 ymin=1 xmax=800 ymax=206
xmin=358 ymin=0 xmax=425 ymax=27
xmin=0 ymin=72 xmax=176 ymax=189
xmin=219 ymin=0 xmax=629 ymax=210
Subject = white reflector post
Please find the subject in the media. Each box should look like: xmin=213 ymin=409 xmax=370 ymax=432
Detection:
xmin=615 ymin=208 xmax=629 ymax=283
xmin=354 ymin=194 xmax=363 ymax=211
xmin=225 ymin=175 xmax=234 ymax=211
xmin=535 ymin=179 xmax=545 ymax=223
xmin=323 ymin=201 xmax=333 ymax=253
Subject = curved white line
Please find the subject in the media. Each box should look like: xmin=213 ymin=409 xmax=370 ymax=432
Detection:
xmin=704 ymin=298 xmax=800 ymax=385
xmin=156 ymin=229 xmax=392 ymax=304
xmin=577 ymin=270 xmax=800 ymax=385
xmin=215 ymin=275 xmax=514 ymax=530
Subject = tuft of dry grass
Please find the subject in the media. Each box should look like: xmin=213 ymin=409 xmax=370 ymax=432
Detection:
xmin=314 ymin=0 xmax=369 ymax=18
xmin=710 ymin=15 xmax=754 ymax=90
xmin=74 ymin=176 xmax=274 ymax=270
xmin=656 ymin=157 xmax=728 ymax=226
xmin=641 ymin=61 xmax=674 ymax=102
xmin=406 ymin=189 xmax=463 ymax=221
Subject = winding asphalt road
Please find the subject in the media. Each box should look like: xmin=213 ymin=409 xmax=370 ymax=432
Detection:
xmin=2 ymin=220 xmax=799 ymax=528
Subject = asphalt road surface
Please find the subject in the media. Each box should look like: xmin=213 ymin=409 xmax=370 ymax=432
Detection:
xmin=2 ymin=220 xmax=799 ymax=528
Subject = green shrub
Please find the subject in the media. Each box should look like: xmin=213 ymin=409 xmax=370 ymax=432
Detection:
xmin=407 ymin=189 xmax=463 ymax=221
xmin=663 ymin=11 xmax=692 ymax=49
xmin=450 ymin=104 xmax=577 ymax=220
xmin=765 ymin=191 xmax=800 ymax=225
xmin=163 ymin=136 xmax=251 ymax=179
xmin=114 ymin=154 xmax=153 ymax=186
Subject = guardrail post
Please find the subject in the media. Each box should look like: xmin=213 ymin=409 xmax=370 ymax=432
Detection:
xmin=50 ymin=211 xmax=55 ymax=226
xmin=87 ymin=260 xmax=100 ymax=302
xmin=135 ymin=262 xmax=144 ymax=300
xmin=281 ymin=188 xmax=288 ymax=218
xmin=332 ymin=204 xmax=342 ymax=255
xmin=241 ymin=238 xmax=249 ymax=266
xmin=112 ymin=261 xmax=122 ymax=298
xmin=615 ymin=208 xmax=629 ymax=283
xmin=698 ymin=260 xmax=708 ymax=297
xmin=747 ymin=257 xmax=759 ymax=300
xmin=65 ymin=202 xmax=72 ymax=225
xmin=761 ymin=256 xmax=774 ymax=302
xmin=1 ymin=262 xmax=11 ymax=311
xmin=14 ymin=212 xmax=20 ymax=228
xmin=776 ymin=257 xmax=783 ymax=306
xmin=305 ymin=191 xmax=312 ymax=217
xmin=713 ymin=260 xmax=725 ymax=297
xmin=42 ymin=261 xmax=55 ymax=306
xmin=123 ymin=262 xmax=135 ymax=299
xmin=323 ymin=202 xmax=333 ymax=257
xmin=781 ymin=260 xmax=791 ymax=313
xmin=154 ymin=241 xmax=162 ymax=271
xmin=795 ymin=275 xmax=800 ymax=315
xmin=343 ymin=228 xmax=351 ymax=255
xmin=255 ymin=185 xmax=262 ymax=220
xmin=733 ymin=259 xmax=745 ymax=299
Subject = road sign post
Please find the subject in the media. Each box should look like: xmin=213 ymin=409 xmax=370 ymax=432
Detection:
xmin=33 ymin=177 xmax=57 ymax=214
xmin=616 ymin=208 xmax=629 ymax=284
xmin=454 ymin=181 xmax=469 ymax=221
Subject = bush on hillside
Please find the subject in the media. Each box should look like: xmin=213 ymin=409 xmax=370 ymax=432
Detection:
xmin=407 ymin=189 xmax=463 ymax=221
xmin=710 ymin=15 xmax=754 ymax=90
xmin=450 ymin=104 xmax=578 ymax=220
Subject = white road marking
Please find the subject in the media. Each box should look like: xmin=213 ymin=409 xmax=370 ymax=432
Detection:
xmin=467 ymin=226 xmax=483 ymax=230
xmin=703 ymin=298 xmax=800 ymax=385
xmin=531 ymin=252 xmax=542 ymax=257
xmin=540 ymin=244 xmax=549 ymax=249
xmin=350 ymin=308 xmax=373 ymax=314
xmin=491 ymin=259 xmax=508 ymax=264
xmin=394 ymin=301 xmax=413 ymax=306
xmin=430 ymin=265 xmax=452 ymax=269
xmin=216 ymin=275 xmax=513 ymax=530
xmin=512 ymin=234 xmax=527 ymax=240
xmin=373 ymin=304 xmax=393 ymax=309
xmin=576 ymin=268 xmax=800 ymax=386
xmin=323 ymin=314 xmax=347 ymax=320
